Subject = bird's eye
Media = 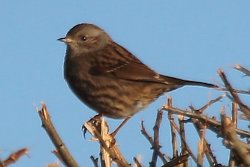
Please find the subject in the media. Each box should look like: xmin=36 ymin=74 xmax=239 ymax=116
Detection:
xmin=80 ymin=35 xmax=87 ymax=41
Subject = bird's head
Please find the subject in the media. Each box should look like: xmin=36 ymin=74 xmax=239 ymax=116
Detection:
xmin=58 ymin=23 xmax=111 ymax=54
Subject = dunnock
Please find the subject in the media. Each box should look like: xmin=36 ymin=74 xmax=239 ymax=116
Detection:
xmin=59 ymin=23 xmax=216 ymax=119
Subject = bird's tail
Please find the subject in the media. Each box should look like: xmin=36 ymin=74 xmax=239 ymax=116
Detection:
xmin=160 ymin=75 xmax=250 ymax=95
xmin=182 ymin=79 xmax=217 ymax=88
xmin=160 ymin=75 xmax=217 ymax=88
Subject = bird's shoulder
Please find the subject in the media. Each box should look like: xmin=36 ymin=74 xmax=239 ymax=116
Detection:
xmin=89 ymin=42 xmax=162 ymax=83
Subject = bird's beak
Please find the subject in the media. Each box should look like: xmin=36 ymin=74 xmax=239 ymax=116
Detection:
xmin=57 ymin=37 xmax=73 ymax=43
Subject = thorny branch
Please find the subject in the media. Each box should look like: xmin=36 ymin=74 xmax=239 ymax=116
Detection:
xmin=141 ymin=120 xmax=170 ymax=164
xmin=162 ymin=105 xmax=250 ymax=138
xmin=33 ymin=65 xmax=249 ymax=167
xmin=83 ymin=117 xmax=130 ymax=167
xmin=0 ymin=148 xmax=28 ymax=167
xmin=218 ymin=70 xmax=250 ymax=118
xmin=150 ymin=110 xmax=164 ymax=167
xmin=221 ymin=114 xmax=250 ymax=166
xmin=234 ymin=64 xmax=250 ymax=77
xmin=37 ymin=104 xmax=79 ymax=167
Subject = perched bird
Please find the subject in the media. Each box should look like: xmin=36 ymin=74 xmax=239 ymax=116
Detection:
xmin=58 ymin=23 xmax=216 ymax=119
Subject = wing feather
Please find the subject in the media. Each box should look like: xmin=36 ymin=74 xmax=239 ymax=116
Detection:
xmin=89 ymin=42 xmax=162 ymax=83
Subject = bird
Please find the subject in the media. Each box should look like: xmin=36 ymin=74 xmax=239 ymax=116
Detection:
xmin=58 ymin=23 xmax=217 ymax=119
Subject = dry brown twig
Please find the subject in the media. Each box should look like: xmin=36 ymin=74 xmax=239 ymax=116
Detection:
xmin=165 ymin=98 xmax=197 ymax=164
xmin=221 ymin=113 xmax=250 ymax=166
xmin=160 ymin=68 xmax=250 ymax=166
xmin=37 ymin=103 xmax=79 ymax=167
xmin=150 ymin=110 xmax=163 ymax=167
xmin=167 ymin=98 xmax=178 ymax=160
xmin=162 ymin=153 xmax=189 ymax=167
xmin=166 ymin=98 xmax=191 ymax=167
xmin=178 ymin=115 xmax=189 ymax=167
xmin=140 ymin=120 xmax=169 ymax=164
xmin=133 ymin=157 xmax=143 ymax=167
xmin=142 ymin=104 xmax=191 ymax=167
xmin=197 ymin=124 xmax=206 ymax=166
xmin=218 ymin=69 xmax=250 ymax=119
xmin=234 ymin=64 xmax=250 ymax=77
xmin=190 ymin=96 xmax=223 ymax=166
xmin=0 ymin=148 xmax=29 ymax=167
xmin=228 ymin=102 xmax=238 ymax=167
xmin=83 ymin=116 xmax=130 ymax=167
xmin=90 ymin=155 xmax=99 ymax=167
xmin=162 ymin=105 xmax=250 ymax=138
xmin=46 ymin=163 xmax=61 ymax=167
xmin=189 ymin=97 xmax=223 ymax=166
xmin=166 ymin=97 xmax=222 ymax=166
xmin=168 ymin=113 xmax=197 ymax=164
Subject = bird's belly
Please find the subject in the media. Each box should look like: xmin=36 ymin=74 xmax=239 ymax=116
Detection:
xmin=65 ymin=75 xmax=165 ymax=119
xmin=66 ymin=70 xmax=167 ymax=119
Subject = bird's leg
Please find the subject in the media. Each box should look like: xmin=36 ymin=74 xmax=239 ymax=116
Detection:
xmin=110 ymin=117 xmax=131 ymax=137
xmin=89 ymin=114 xmax=102 ymax=122
xmin=82 ymin=114 xmax=103 ymax=138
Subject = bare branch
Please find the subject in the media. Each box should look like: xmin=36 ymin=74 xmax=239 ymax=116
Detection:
xmin=189 ymin=95 xmax=225 ymax=113
xmin=1 ymin=148 xmax=28 ymax=166
xmin=141 ymin=121 xmax=170 ymax=163
xmin=37 ymin=104 xmax=79 ymax=167
xmin=234 ymin=64 xmax=250 ymax=77
xmin=90 ymin=155 xmax=99 ymax=167
xmin=218 ymin=70 xmax=250 ymax=118
xmin=162 ymin=153 xmax=189 ymax=167
xmin=228 ymin=103 xmax=238 ymax=166
xmin=162 ymin=105 xmax=250 ymax=138
xmin=221 ymin=114 xmax=250 ymax=166
xmin=150 ymin=110 xmax=164 ymax=167
xmin=178 ymin=115 xmax=189 ymax=167
xmin=133 ymin=157 xmax=143 ymax=167
xmin=83 ymin=117 xmax=130 ymax=167
xmin=164 ymin=98 xmax=198 ymax=164
xmin=167 ymin=97 xmax=178 ymax=160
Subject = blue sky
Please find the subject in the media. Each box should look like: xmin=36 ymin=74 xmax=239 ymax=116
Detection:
xmin=1 ymin=1 xmax=250 ymax=166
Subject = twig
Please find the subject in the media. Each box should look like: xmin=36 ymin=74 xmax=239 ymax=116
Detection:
xmin=133 ymin=157 xmax=143 ymax=167
xmin=218 ymin=70 xmax=250 ymax=118
xmin=178 ymin=115 xmax=189 ymax=167
xmin=1 ymin=148 xmax=28 ymax=166
xmin=52 ymin=150 xmax=64 ymax=165
xmin=46 ymin=163 xmax=60 ymax=167
xmin=167 ymin=98 xmax=178 ymax=159
xmin=141 ymin=121 xmax=170 ymax=163
xmin=197 ymin=125 xmax=205 ymax=166
xmin=168 ymin=113 xmax=178 ymax=158
xmin=141 ymin=121 xmax=154 ymax=147
xmin=190 ymin=95 xmax=225 ymax=113
xmin=84 ymin=117 xmax=130 ymax=167
xmin=221 ymin=114 xmax=250 ymax=166
xmin=189 ymin=101 xmax=221 ymax=166
xmin=150 ymin=110 xmax=163 ymax=167
xmin=166 ymin=115 xmax=197 ymax=164
xmin=162 ymin=153 xmax=189 ymax=167
xmin=234 ymin=64 xmax=250 ymax=77
xmin=163 ymin=98 xmax=198 ymax=164
xmin=0 ymin=160 xmax=4 ymax=167
xmin=191 ymin=117 xmax=219 ymax=166
xmin=162 ymin=105 xmax=250 ymax=138
xmin=228 ymin=103 xmax=238 ymax=167
xmin=100 ymin=117 xmax=111 ymax=167
xmin=189 ymin=96 xmax=225 ymax=166
xmin=37 ymin=104 xmax=79 ymax=167
xmin=90 ymin=155 xmax=99 ymax=167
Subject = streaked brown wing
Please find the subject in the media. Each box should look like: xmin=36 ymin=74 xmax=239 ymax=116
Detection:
xmin=89 ymin=42 xmax=162 ymax=83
